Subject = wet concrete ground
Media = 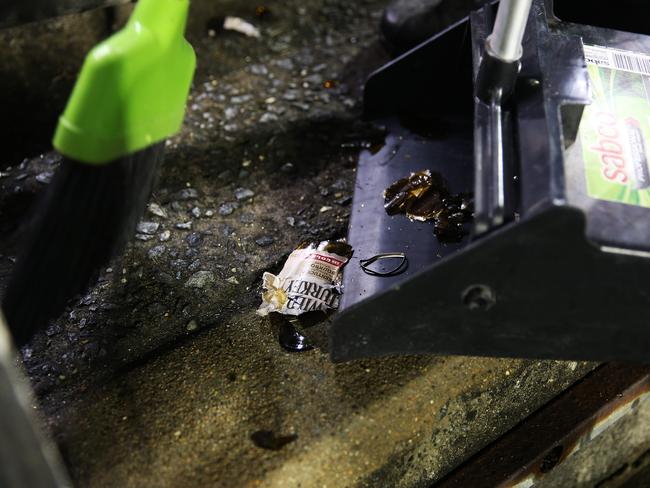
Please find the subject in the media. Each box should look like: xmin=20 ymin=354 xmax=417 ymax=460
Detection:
xmin=0 ymin=1 xmax=595 ymax=486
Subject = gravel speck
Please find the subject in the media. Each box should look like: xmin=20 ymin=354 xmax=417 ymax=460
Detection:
xmin=148 ymin=203 xmax=168 ymax=218
xmin=186 ymin=232 xmax=203 ymax=248
xmin=282 ymin=90 xmax=300 ymax=101
xmin=260 ymin=113 xmax=279 ymax=123
xmin=255 ymin=235 xmax=275 ymax=247
xmin=45 ymin=324 xmax=62 ymax=337
xmin=224 ymin=107 xmax=238 ymax=120
xmin=280 ymin=162 xmax=295 ymax=173
xmin=176 ymin=188 xmax=199 ymax=200
xmin=231 ymin=94 xmax=252 ymax=104
xmin=293 ymin=102 xmax=311 ymax=111
xmin=184 ymin=271 xmax=215 ymax=289
xmin=335 ymin=195 xmax=352 ymax=206
xmin=219 ymin=202 xmax=238 ymax=216
xmin=191 ymin=207 xmax=201 ymax=218
xmin=305 ymin=73 xmax=324 ymax=85
xmin=331 ymin=179 xmax=347 ymax=191
xmin=239 ymin=213 xmax=255 ymax=224
xmin=274 ymin=58 xmax=294 ymax=70
xmin=148 ymin=245 xmax=166 ymax=259
xmin=35 ymin=171 xmax=54 ymax=184
xmin=217 ymin=170 xmax=232 ymax=181
xmin=186 ymin=320 xmax=198 ymax=331
xmin=176 ymin=222 xmax=193 ymax=230
xmin=160 ymin=230 xmax=171 ymax=242
xmin=137 ymin=222 xmax=160 ymax=235
xmin=250 ymin=64 xmax=268 ymax=76
xmin=235 ymin=188 xmax=255 ymax=201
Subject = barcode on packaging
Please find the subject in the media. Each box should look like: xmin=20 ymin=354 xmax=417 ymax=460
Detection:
xmin=584 ymin=44 xmax=650 ymax=76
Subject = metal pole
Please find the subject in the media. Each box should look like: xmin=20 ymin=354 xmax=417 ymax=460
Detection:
xmin=487 ymin=0 xmax=534 ymax=62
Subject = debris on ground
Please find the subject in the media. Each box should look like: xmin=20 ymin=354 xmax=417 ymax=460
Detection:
xmin=223 ymin=16 xmax=261 ymax=38
xmin=359 ymin=252 xmax=408 ymax=277
xmin=258 ymin=240 xmax=352 ymax=316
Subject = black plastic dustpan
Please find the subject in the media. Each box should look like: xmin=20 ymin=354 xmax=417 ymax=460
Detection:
xmin=331 ymin=0 xmax=650 ymax=363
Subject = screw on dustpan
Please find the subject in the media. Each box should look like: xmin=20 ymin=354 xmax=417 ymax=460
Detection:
xmin=462 ymin=285 xmax=496 ymax=311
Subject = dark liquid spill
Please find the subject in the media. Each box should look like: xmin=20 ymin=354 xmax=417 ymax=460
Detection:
xmin=278 ymin=321 xmax=313 ymax=353
xmin=251 ymin=430 xmax=298 ymax=451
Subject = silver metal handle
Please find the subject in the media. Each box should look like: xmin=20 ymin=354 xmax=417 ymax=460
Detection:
xmin=487 ymin=0 xmax=534 ymax=62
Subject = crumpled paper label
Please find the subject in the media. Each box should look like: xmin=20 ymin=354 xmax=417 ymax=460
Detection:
xmin=258 ymin=240 xmax=352 ymax=316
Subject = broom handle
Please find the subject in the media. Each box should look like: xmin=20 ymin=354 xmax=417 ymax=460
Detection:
xmin=487 ymin=0 xmax=534 ymax=62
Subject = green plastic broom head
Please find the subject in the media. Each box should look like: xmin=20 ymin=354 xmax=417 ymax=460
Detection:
xmin=53 ymin=0 xmax=196 ymax=164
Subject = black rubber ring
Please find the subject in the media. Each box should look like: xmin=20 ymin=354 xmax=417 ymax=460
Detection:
xmin=359 ymin=253 xmax=409 ymax=277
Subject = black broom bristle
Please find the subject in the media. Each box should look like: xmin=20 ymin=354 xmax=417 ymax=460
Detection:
xmin=2 ymin=142 xmax=165 ymax=347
